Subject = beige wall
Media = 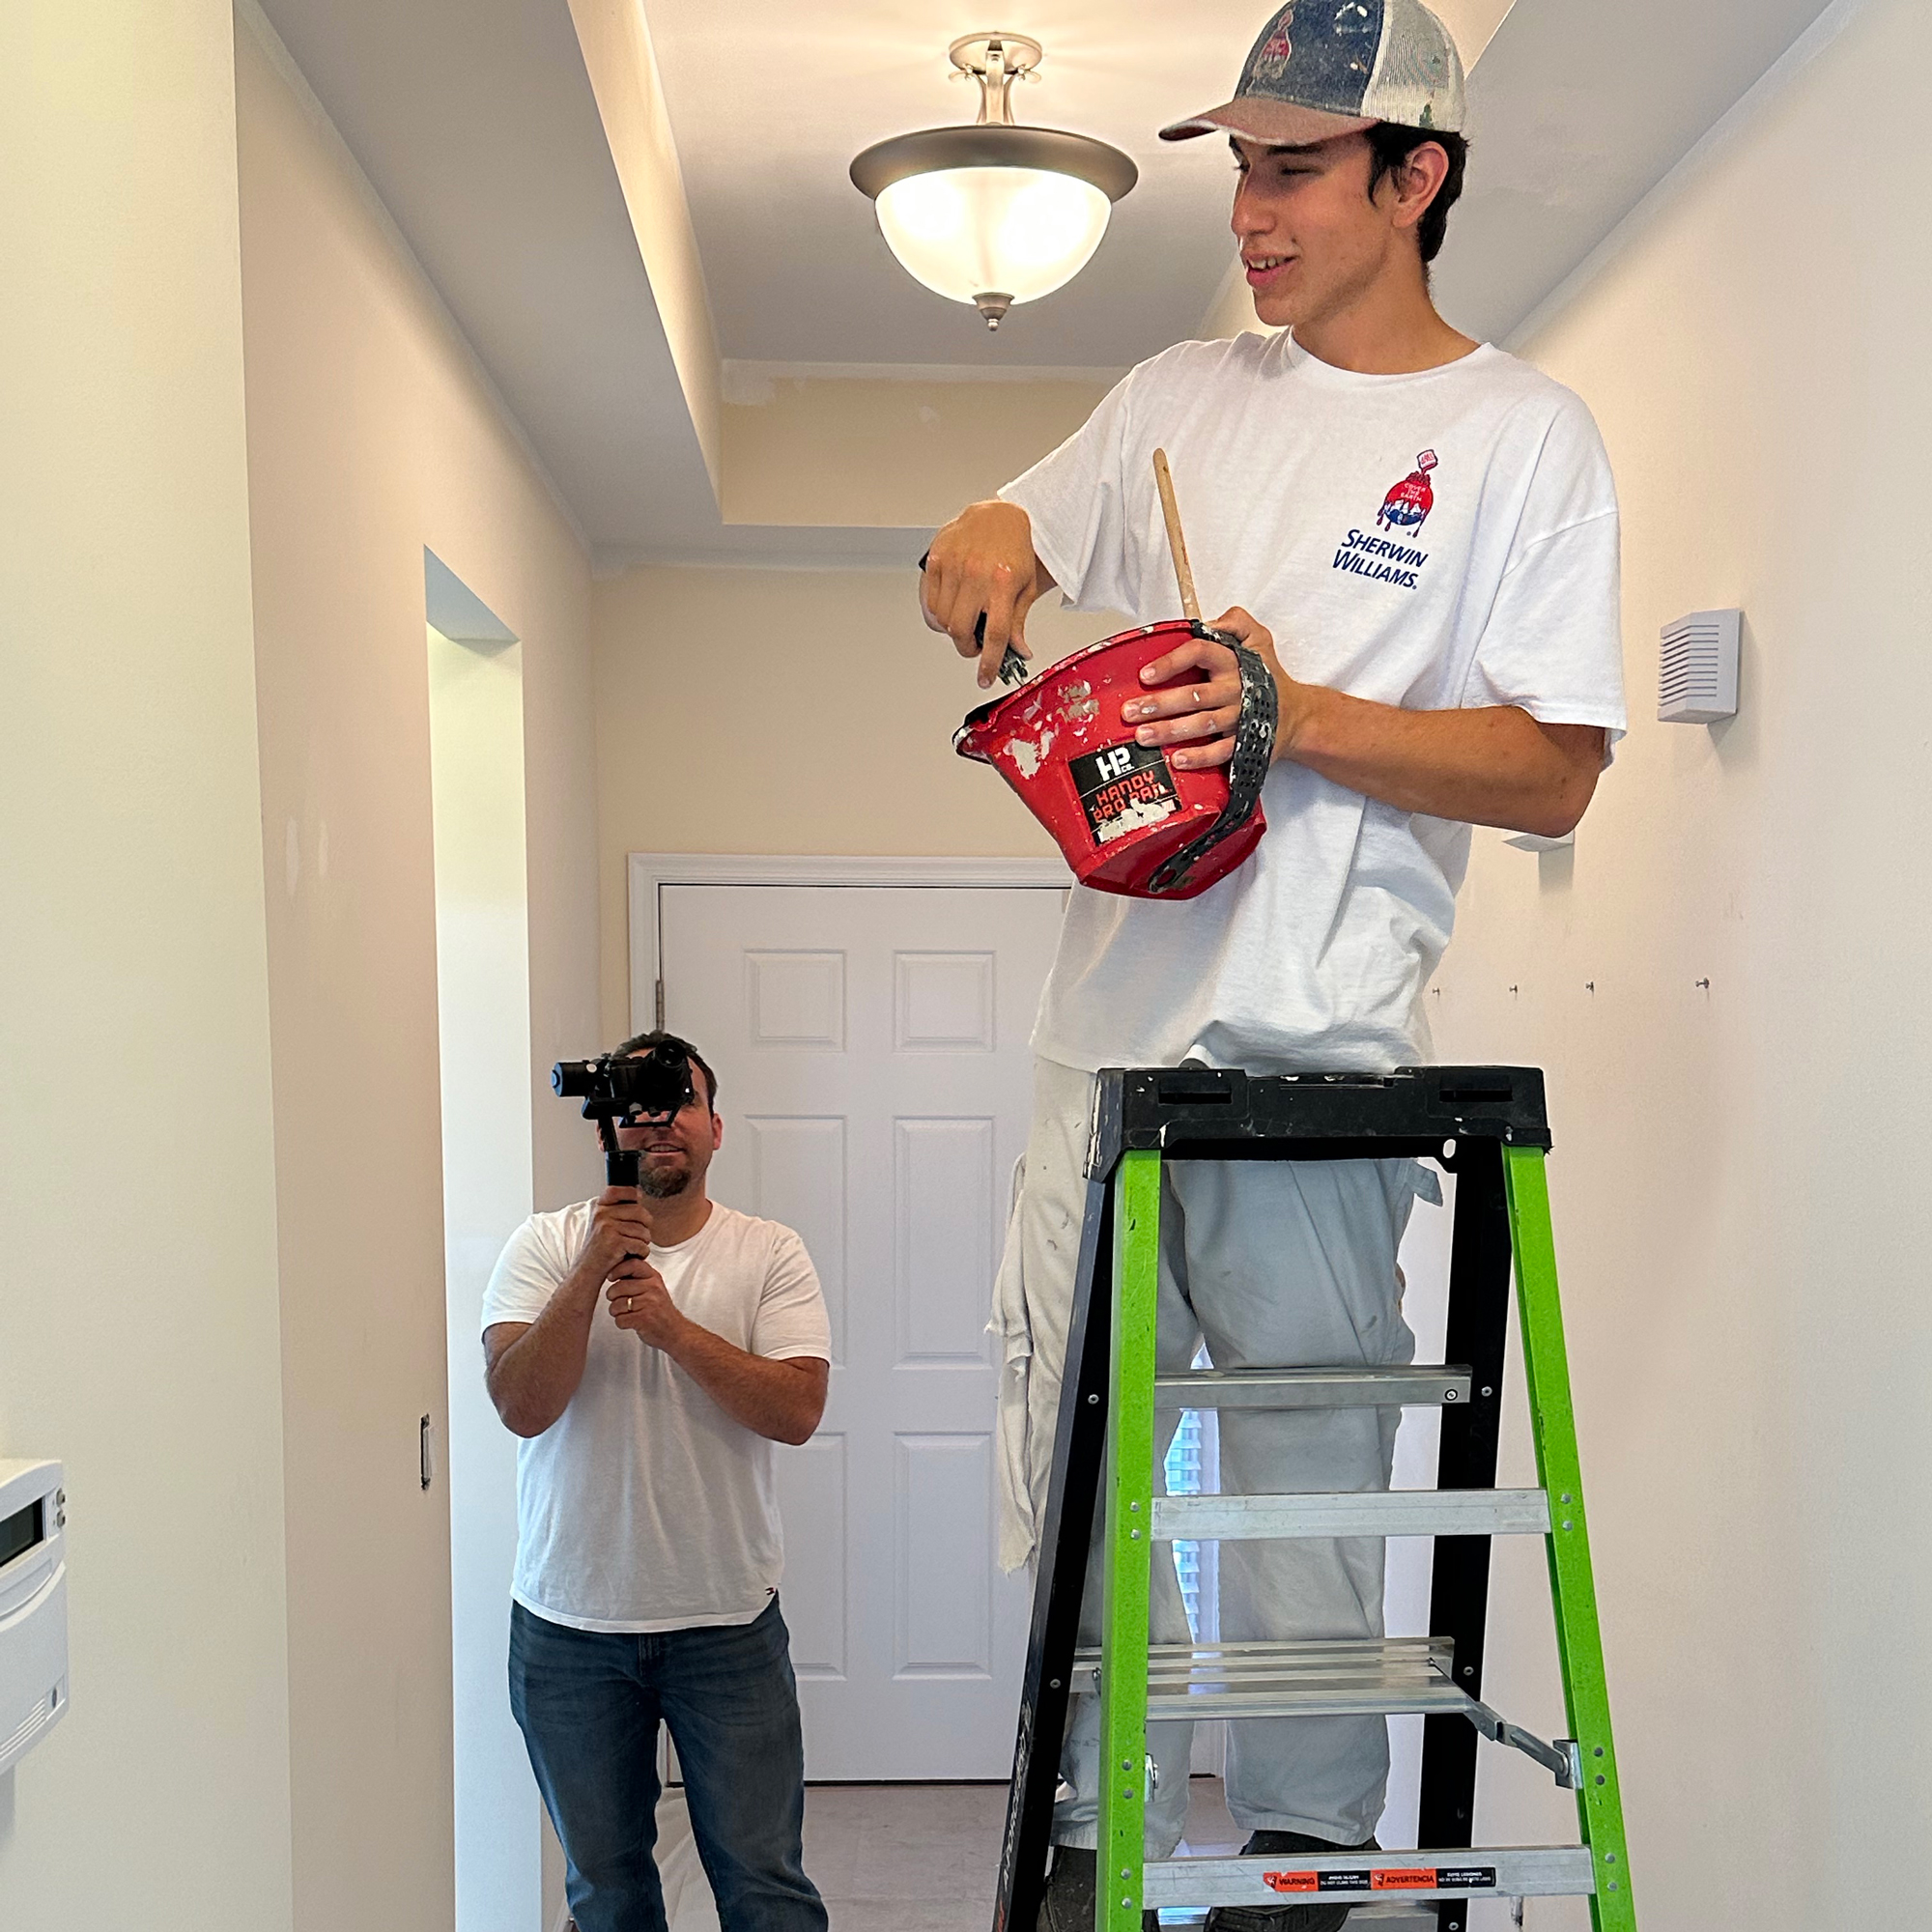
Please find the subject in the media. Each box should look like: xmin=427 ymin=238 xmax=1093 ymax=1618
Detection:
xmin=1425 ymin=2 xmax=1930 ymax=1924
xmin=590 ymin=568 xmax=1132 ymax=1037
xmin=721 ymin=374 xmax=1112 ymax=528
xmin=595 ymin=353 xmax=1136 ymax=1037
xmin=235 ymin=11 xmax=599 ymax=1929
xmin=0 ymin=2 xmax=296 ymax=1927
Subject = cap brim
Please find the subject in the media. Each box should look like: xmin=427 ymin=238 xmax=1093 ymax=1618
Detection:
xmin=1158 ymin=99 xmax=1377 ymax=146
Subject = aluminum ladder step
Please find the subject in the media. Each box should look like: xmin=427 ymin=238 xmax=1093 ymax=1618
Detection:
xmin=1142 ymin=1845 xmax=1598 ymax=1909
xmin=1065 ymin=1636 xmax=1584 ymax=1786
xmin=1153 ymin=1487 xmax=1551 ymax=1541
xmin=1153 ymin=1365 xmax=1471 ymax=1410
xmin=1067 ymin=1636 xmax=1468 ymax=1720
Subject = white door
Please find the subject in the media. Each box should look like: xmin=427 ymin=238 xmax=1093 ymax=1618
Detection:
xmin=659 ymin=882 xmax=1065 ymax=1778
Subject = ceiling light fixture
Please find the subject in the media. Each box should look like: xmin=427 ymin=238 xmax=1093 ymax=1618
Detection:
xmin=849 ymin=34 xmax=1138 ymax=331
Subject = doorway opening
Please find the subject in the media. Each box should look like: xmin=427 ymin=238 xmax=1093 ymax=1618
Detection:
xmin=425 ymin=551 xmax=545 ymax=1932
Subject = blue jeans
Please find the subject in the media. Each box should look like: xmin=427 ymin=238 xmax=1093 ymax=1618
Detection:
xmin=508 ymin=1597 xmax=826 ymax=1932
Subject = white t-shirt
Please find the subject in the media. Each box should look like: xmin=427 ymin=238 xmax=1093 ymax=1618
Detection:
xmin=480 ymin=1200 xmax=831 ymax=1634
xmin=1000 ymin=331 xmax=1627 ymax=1074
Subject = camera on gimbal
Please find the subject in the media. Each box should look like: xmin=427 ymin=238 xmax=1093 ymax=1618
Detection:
xmin=553 ymin=1040 xmax=694 ymax=1124
xmin=552 ymin=1039 xmax=696 ymax=1189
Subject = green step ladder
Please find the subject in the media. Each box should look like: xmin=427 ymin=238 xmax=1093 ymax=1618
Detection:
xmin=991 ymin=1065 xmax=1635 ymax=1932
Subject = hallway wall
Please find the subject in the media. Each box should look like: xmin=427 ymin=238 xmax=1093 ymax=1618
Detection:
xmin=234 ymin=10 xmax=600 ymax=1927
xmin=718 ymin=371 xmax=1110 ymax=530
xmin=0 ymin=2 xmax=296 ymax=1926
xmin=587 ymin=567 xmax=1118 ymax=1038
xmin=1424 ymin=1 xmax=1929 ymax=1923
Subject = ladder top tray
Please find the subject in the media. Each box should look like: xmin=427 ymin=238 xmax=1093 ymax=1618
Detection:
xmin=1089 ymin=1065 xmax=1550 ymax=1175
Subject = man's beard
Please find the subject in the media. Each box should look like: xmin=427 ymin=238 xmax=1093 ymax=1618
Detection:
xmin=639 ymin=1163 xmax=691 ymax=1199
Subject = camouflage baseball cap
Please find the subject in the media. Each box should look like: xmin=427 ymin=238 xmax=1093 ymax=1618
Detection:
xmin=1160 ymin=0 xmax=1466 ymax=147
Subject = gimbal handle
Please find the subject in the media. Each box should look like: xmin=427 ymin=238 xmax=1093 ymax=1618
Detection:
xmin=588 ymin=1112 xmax=639 ymax=1184
xmin=595 ymin=1118 xmax=643 ymax=1255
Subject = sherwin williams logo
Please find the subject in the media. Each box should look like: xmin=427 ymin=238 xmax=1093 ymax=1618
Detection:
xmin=1329 ymin=449 xmax=1439 ymax=590
xmin=1334 ymin=526 xmax=1427 ymax=588
xmin=1378 ymin=449 xmax=1437 ymax=530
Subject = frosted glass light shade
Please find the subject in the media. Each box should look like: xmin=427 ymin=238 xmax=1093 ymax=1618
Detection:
xmin=874 ymin=166 xmax=1112 ymax=307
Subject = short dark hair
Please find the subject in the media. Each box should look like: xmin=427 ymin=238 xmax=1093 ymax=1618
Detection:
xmin=1364 ymin=123 xmax=1468 ymax=266
xmin=611 ymin=1029 xmax=721 ymax=1115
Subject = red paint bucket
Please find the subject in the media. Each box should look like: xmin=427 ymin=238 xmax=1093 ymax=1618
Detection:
xmin=953 ymin=620 xmax=1272 ymax=900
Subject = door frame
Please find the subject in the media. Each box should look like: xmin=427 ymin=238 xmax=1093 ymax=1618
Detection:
xmin=628 ymin=853 xmax=1071 ymax=1034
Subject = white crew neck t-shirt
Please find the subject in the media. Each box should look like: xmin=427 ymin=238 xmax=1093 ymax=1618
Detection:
xmin=1000 ymin=331 xmax=1627 ymax=1075
xmin=480 ymin=1200 xmax=831 ymax=1634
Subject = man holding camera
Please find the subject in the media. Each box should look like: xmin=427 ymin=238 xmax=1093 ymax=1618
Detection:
xmin=483 ymin=1031 xmax=831 ymax=1932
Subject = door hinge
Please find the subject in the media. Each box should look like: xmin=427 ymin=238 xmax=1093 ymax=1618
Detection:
xmin=654 ymin=978 xmax=666 ymax=1029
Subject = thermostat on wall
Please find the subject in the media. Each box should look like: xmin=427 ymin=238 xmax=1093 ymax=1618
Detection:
xmin=1659 ymin=609 xmax=1741 ymax=723
xmin=0 ymin=1460 xmax=69 ymax=1775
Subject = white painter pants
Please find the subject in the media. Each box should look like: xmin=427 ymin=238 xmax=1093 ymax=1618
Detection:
xmin=992 ymin=1059 xmax=1434 ymax=1856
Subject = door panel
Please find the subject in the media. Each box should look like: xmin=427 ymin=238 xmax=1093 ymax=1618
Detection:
xmin=895 ymin=1116 xmax=997 ymax=1365
xmin=773 ymin=1435 xmax=848 ymax=1679
xmin=895 ymin=1433 xmax=997 ymax=1677
xmin=660 ymin=882 xmax=1065 ymax=1778
xmin=743 ymin=1116 xmax=848 ymax=1362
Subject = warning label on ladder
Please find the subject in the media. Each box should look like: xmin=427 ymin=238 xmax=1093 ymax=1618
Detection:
xmin=1263 ymin=1867 xmax=1499 ymax=1894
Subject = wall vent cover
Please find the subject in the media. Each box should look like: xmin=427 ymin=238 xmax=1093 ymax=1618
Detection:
xmin=1659 ymin=608 xmax=1740 ymax=724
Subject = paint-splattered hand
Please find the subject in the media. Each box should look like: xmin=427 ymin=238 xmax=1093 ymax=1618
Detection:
xmin=1122 ymin=607 xmax=1294 ymax=768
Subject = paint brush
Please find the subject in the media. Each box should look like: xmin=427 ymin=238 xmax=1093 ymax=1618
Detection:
xmin=1152 ymin=447 xmax=1203 ymax=623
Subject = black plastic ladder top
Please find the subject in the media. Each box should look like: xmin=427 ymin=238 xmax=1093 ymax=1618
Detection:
xmin=1106 ymin=1064 xmax=1551 ymax=1165
xmin=993 ymin=1065 xmax=1548 ymax=1932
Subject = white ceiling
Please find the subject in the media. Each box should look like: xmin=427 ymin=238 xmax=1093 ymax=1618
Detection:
xmin=252 ymin=0 xmax=1838 ymax=561
xmin=642 ymin=0 xmax=1516 ymax=368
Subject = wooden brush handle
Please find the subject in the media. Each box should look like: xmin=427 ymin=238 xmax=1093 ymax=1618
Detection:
xmin=1152 ymin=447 xmax=1202 ymax=623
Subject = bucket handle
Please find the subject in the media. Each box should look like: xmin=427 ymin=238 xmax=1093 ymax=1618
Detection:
xmin=1143 ymin=627 xmax=1278 ymax=896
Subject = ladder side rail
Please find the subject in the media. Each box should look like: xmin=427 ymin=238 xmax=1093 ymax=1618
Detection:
xmin=994 ymin=1169 xmax=1120 ymax=1932
xmin=1415 ymin=1135 xmax=1515 ymax=1932
xmin=1096 ymin=1151 xmax=1162 ymax=1932
xmin=1501 ymin=1147 xmax=1637 ymax=1932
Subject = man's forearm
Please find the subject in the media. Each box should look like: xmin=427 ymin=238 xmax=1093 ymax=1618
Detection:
xmin=1280 ymin=687 xmax=1603 ymax=837
xmin=662 ymin=1321 xmax=825 ymax=1446
xmin=487 ymin=1268 xmax=603 ymax=1437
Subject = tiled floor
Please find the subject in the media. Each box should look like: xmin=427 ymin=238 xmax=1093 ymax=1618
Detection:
xmin=800 ymin=1782 xmax=1005 ymax=1932
xmin=798 ymin=1777 xmax=1247 ymax=1932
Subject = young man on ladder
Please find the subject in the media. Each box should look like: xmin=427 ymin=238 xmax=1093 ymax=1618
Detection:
xmin=920 ymin=4 xmax=1628 ymax=1927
